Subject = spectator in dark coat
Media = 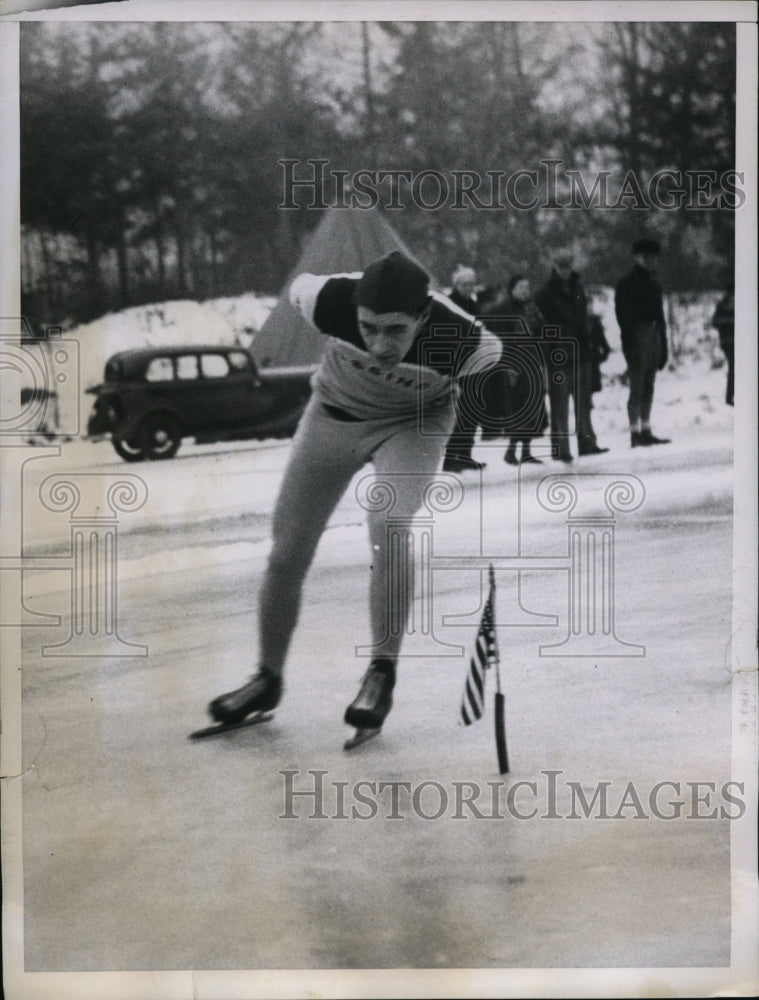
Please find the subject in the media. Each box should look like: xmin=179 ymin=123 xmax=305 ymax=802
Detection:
xmin=614 ymin=238 xmax=671 ymax=446
xmin=535 ymin=250 xmax=608 ymax=462
xmin=443 ymin=265 xmax=486 ymax=472
xmin=711 ymin=289 xmax=734 ymax=406
xmin=485 ymin=275 xmax=549 ymax=464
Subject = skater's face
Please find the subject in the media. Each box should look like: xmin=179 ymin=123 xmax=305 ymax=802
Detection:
xmin=357 ymin=306 xmax=425 ymax=368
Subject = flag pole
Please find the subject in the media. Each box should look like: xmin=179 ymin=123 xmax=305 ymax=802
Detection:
xmin=490 ymin=564 xmax=509 ymax=774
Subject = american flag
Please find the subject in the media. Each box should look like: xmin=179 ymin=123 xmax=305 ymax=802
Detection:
xmin=460 ymin=566 xmax=499 ymax=725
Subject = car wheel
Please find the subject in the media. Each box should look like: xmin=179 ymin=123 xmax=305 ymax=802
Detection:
xmin=113 ymin=435 xmax=147 ymax=462
xmin=140 ymin=414 xmax=182 ymax=460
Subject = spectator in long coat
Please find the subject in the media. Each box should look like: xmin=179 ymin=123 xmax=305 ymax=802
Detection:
xmin=443 ymin=265 xmax=486 ymax=472
xmin=614 ymin=238 xmax=671 ymax=446
xmin=485 ymin=275 xmax=549 ymax=464
xmin=535 ymin=250 xmax=607 ymax=462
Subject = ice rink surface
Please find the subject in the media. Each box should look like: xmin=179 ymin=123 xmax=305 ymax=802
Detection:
xmin=14 ymin=362 xmax=748 ymax=983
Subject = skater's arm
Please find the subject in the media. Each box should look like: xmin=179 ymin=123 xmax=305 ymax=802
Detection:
xmin=453 ymin=322 xmax=502 ymax=378
xmin=423 ymin=295 xmax=502 ymax=377
xmin=468 ymin=324 xmax=502 ymax=371
xmin=289 ymin=273 xmax=363 ymax=337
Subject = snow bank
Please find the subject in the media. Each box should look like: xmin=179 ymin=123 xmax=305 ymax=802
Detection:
xmin=28 ymin=288 xmax=728 ymax=441
xmin=43 ymin=294 xmax=276 ymax=437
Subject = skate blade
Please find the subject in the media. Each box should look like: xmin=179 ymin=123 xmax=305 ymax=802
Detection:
xmin=189 ymin=712 xmax=273 ymax=740
xmin=343 ymin=727 xmax=381 ymax=751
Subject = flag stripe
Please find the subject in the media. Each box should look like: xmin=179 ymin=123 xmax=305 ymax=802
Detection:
xmin=460 ymin=573 xmax=499 ymax=726
xmin=463 ymin=683 xmax=483 ymax=721
xmin=468 ymin=667 xmax=485 ymax=700
xmin=463 ymin=680 xmax=483 ymax=716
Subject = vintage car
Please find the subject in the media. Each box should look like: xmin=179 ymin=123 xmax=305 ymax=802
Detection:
xmin=86 ymin=345 xmax=315 ymax=462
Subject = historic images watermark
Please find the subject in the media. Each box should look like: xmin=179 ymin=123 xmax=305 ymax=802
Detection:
xmin=280 ymin=158 xmax=746 ymax=212
xmin=279 ymin=769 xmax=747 ymax=822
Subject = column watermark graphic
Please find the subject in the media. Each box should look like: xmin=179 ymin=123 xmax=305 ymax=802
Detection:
xmin=38 ymin=474 xmax=148 ymax=657
xmin=355 ymin=471 xmax=466 ymax=657
xmin=355 ymin=466 xmax=647 ymax=660
xmin=0 ymin=319 xmax=147 ymax=656
xmin=535 ymin=474 xmax=646 ymax=656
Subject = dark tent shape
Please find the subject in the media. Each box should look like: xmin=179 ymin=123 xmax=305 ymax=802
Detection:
xmin=251 ymin=208 xmax=436 ymax=369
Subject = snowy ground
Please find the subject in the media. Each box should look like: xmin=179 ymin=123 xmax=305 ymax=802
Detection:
xmin=5 ymin=345 xmax=756 ymax=998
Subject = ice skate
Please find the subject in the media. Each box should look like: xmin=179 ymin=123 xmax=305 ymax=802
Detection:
xmin=191 ymin=670 xmax=281 ymax=740
xmin=343 ymin=662 xmax=395 ymax=750
xmin=343 ymin=726 xmax=383 ymax=751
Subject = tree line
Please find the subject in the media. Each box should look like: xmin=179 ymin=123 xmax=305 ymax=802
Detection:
xmin=20 ymin=20 xmax=736 ymax=329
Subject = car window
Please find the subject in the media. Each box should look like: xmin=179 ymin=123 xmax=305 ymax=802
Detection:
xmin=227 ymin=351 xmax=250 ymax=373
xmin=200 ymin=353 xmax=230 ymax=378
xmin=145 ymin=357 xmax=174 ymax=382
xmin=176 ymin=355 xmax=199 ymax=380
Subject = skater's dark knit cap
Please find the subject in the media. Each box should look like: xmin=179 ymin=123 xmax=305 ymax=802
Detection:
xmin=353 ymin=250 xmax=430 ymax=316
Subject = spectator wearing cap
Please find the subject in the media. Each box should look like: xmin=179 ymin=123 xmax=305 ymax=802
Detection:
xmin=443 ymin=265 xmax=487 ymax=472
xmin=207 ymin=250 xmax=502 ymax=735
xmin=535 ymin=250 xmax=608 ymax=462
xmin=614 ymin=238 xmax=671 ymax=446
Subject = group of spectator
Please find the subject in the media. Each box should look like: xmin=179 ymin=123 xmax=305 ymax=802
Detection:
xmin=441 ymin=237 xmax=703 ymax=472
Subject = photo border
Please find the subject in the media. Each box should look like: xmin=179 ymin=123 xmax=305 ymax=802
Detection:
xmin=1 ymin=3 xmax=756 ymax=998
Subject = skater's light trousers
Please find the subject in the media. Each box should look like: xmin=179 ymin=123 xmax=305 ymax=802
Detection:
xmin=258 ymin=396 xmax=456 ymax=675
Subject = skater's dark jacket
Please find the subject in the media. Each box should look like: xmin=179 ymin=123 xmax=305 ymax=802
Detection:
xmin=290 ymin=272 xmax=501 ymax=421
